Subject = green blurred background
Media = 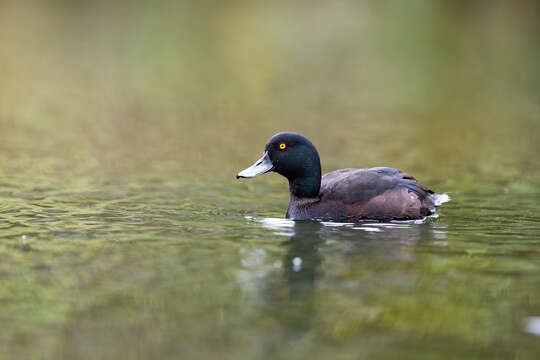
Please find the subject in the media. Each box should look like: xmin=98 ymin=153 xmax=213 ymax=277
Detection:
xmin=1 ymin=0 xmax=539 ymax=182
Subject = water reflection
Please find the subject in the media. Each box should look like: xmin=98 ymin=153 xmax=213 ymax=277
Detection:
xmin=260 ymin=221 xmax=324 ymax=359
xmin=238 ymin=218 xmax=450 ymax=359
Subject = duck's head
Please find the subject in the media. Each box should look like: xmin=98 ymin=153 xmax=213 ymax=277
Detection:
xmin=237 ymin=132 xmax=321 ymax=198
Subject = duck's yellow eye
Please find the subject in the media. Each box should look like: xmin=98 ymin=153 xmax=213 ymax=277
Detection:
xmin=279 ymin=143 xmax=286 ymax=150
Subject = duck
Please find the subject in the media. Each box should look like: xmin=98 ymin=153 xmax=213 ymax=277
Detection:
xmin=237 ymin=132 xmax=449 ymax=222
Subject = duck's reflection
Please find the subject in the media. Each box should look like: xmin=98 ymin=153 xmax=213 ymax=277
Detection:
xmin=280 ymin=221 xmax=324 ymax=304
xmin=238 ymin=217 xmax=448 ymax=358
xmin=259 ymin=221 xmax=324 ymax=358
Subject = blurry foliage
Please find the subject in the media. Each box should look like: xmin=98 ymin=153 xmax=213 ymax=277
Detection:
xmin=0 ymin=0 xmax=539 ymax=182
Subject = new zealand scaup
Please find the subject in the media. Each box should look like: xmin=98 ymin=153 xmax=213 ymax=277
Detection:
xmin=237 ymin=132 xmax=448 ymax=222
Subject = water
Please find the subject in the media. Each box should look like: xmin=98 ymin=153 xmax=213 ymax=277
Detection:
xmin=1 ymin=1 xmax=540 ymax=359
xmin=0 ymin=175 xmax=539 ymax=359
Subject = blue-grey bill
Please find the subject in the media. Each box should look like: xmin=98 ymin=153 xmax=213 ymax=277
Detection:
xmin=236 ymin=151 xmax=274 ymax=179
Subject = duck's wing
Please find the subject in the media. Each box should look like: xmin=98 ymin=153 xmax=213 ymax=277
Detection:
xmin=319 ymin=167 xmax=435 ymax=220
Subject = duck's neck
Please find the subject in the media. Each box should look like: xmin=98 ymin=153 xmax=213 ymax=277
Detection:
xmin=288 ymin=170 xmax=321 ymax=199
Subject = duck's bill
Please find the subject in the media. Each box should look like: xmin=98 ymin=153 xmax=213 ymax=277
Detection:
xmin=236 ymin=151 xmax=274 ymax=179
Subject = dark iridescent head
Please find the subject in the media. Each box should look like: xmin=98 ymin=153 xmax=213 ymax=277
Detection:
xmin=237 ymin=132 xmax=322 ymax=198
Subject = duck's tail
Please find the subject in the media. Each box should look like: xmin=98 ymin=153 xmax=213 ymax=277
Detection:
xmin=433 ymin=193 xmax=450 ymax=206
xmin=427 ymin=192 xmax=450 ymax=214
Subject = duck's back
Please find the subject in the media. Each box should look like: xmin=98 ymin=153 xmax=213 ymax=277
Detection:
xmin=289 ymin=167 xmax=438 ymax=221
